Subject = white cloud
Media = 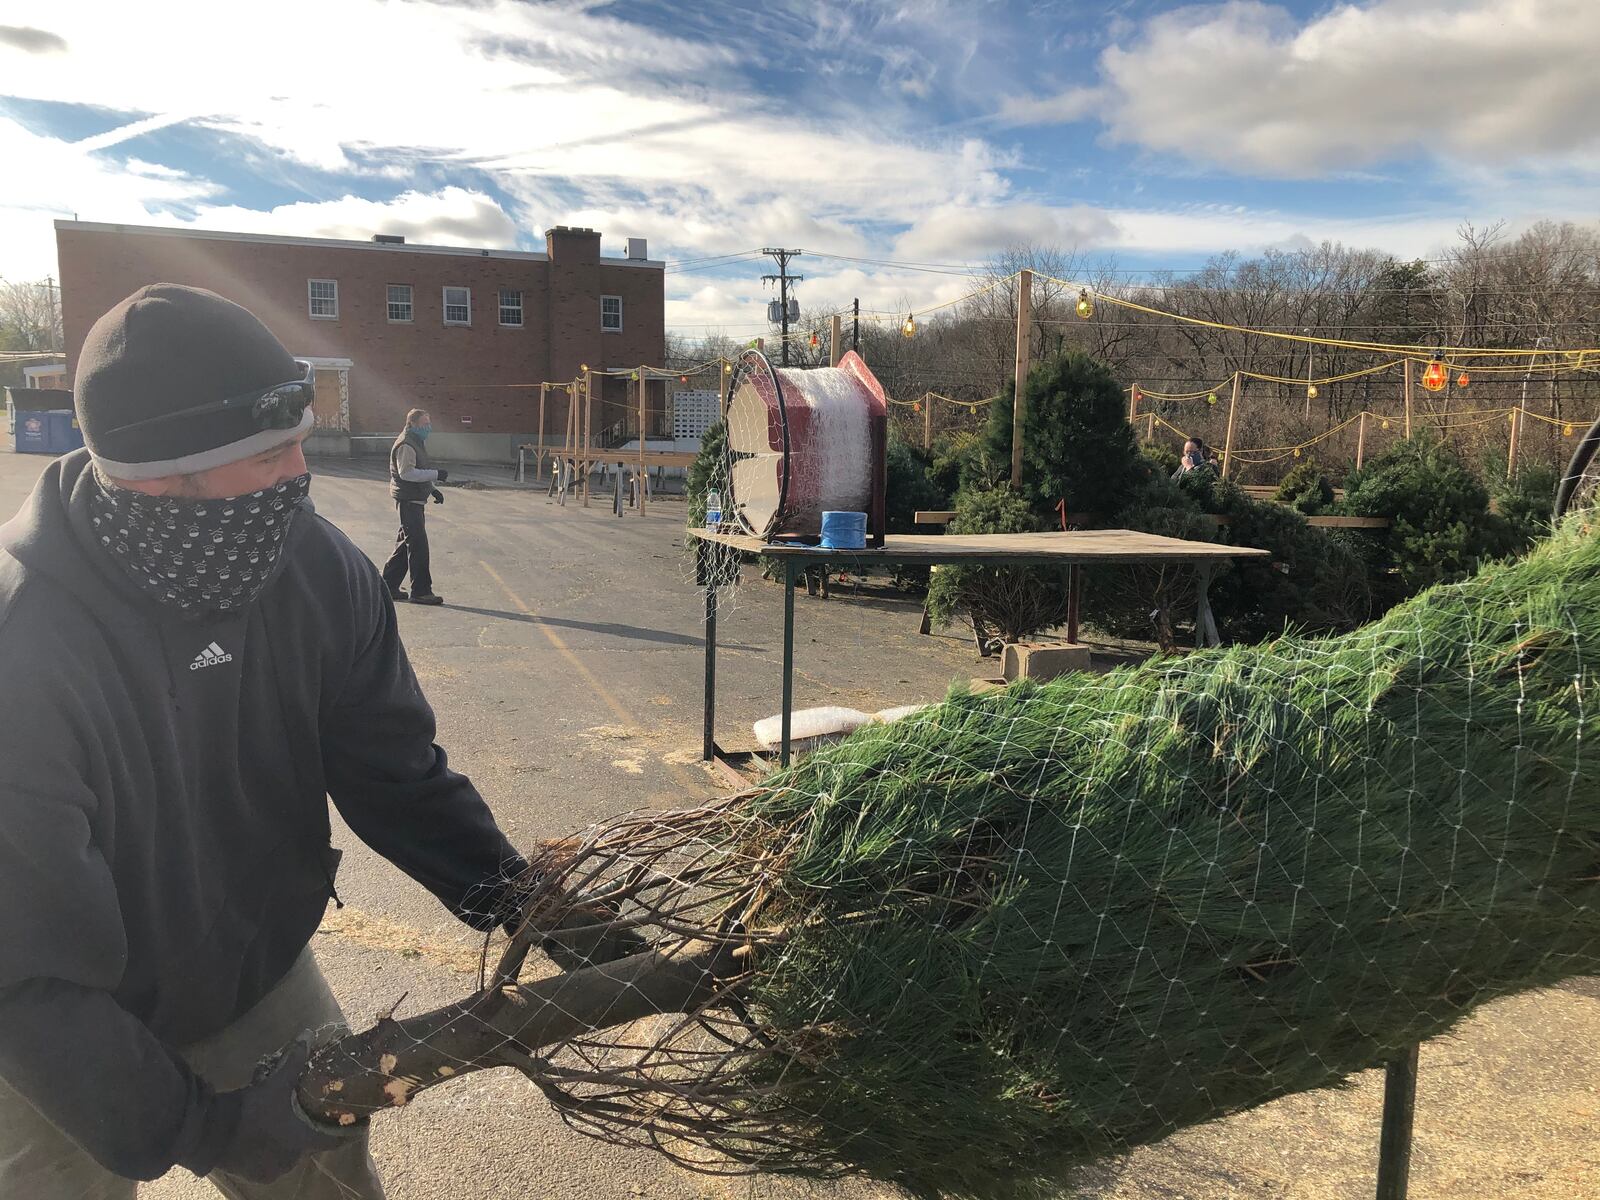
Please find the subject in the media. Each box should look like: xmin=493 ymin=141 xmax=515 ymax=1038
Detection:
xmin=991 ymin=87 xmax=1102 ymax=129
xmin=0 ymin=0 xmax=1004 ymax=275
xmin=183 ymin=188 xmax=519 ymax=248
xmin=0 ymin=116 xmax=217 ymax=279
xmin=894 ymin=203 xmax=1119 ymax=261
xmin=885 ymin=198 xmax=1502 ymax=267
xmin=1090 ymin=0 xmax=1600 ymax=176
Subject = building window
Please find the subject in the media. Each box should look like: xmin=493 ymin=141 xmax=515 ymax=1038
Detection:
xmin=498 ymin=288 xmax=523 ymax=327
xmin=386 ymin=284 xmax=413 ymax=322
xmin=308 ymin=279 xmax=338 ymax=320
xmin=443 ymin=286 xmax=471 ymax=326
xmin=601 ymin=294 xmax=623 ymax=332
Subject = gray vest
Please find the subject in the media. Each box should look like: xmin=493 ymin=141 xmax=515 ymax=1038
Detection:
xmin=389 ymin=429 xmax=434 ymax=502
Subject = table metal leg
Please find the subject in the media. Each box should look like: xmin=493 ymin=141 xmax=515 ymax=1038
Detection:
xmin=781 ymin=558 xmax=797 ymax=766
xmin=1194 ymin=562 xmax=1221 ymax=648
xmin=1067 ymin=564 xmax=1082 ymax=643
xmin=1376 ymin=1045 xmax=1420 ymax=1200
xmin=701 ymin=541 xmax=718 ymax=762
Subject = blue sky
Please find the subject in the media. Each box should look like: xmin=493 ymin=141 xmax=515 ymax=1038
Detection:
xmin=2 ymin=0 xmax=1597 ymax=335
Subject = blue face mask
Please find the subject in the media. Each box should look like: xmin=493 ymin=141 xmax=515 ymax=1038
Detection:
xmin=414 ymin=424 xmax=432 ymax=441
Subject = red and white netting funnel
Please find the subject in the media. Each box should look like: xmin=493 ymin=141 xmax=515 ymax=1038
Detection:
xmin=723 ymin=349 xmax=887 ymax=545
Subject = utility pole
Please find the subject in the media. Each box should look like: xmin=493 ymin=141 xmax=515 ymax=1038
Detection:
xmin=852 ymin=298 xmax=859 ymax=352
xmin=761 ymin=248 xmax=803 ymax=366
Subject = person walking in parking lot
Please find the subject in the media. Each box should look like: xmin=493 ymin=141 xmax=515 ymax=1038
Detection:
xmin=382 ymin=408 xmax=447 ymax=604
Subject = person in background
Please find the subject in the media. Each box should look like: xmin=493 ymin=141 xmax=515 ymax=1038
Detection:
xmin=1173 ymin=437 xmax=1218 ymax=480
xmin=382 ymin=407 xmax=447 ymax=605
xmin=0 ymin=284 xmax=527 ymax=1197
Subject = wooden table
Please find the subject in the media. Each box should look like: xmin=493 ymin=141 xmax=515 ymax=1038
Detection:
xmin=688 ymin=529 xmax=1269 ymax=766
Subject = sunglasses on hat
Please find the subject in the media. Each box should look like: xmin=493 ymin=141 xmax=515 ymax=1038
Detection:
xmin=104 ymin=361 xmax=316 ymax=437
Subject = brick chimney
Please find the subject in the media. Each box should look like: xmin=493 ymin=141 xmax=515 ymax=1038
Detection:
xmin=545 ymin=225 xmax=600 ymax=265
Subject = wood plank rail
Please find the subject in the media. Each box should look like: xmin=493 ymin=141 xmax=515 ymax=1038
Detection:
xmin=520 ymin=445 xmax=701 ymax=469
xmin=913 ymin=510 xmax=1391 ymax=530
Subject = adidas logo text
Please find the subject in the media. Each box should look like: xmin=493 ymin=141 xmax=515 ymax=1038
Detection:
xmin=189 ymin=641 xmax=234 ymax=671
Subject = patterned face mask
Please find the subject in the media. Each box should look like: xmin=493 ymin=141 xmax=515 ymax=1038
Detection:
xmin=90 ymin=470 xmax=311 ymax=614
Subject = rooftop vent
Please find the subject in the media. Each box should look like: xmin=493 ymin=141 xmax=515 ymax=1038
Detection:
xmin=626 ymin=237 xmax=648 ymax=260
xmin=372 ymin=234 xmax=405 ymax=245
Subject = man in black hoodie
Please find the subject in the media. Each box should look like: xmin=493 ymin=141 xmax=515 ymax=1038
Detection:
xmin=0 ymin=284 xmax=527 ymax=1196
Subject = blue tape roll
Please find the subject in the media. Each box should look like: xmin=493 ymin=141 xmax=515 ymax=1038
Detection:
xmin=820 ymin=510 xmax=868 ymax=550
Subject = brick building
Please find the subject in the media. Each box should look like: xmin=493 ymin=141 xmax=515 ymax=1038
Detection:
xmin=54 ymin=219 xmax=664 ymax=461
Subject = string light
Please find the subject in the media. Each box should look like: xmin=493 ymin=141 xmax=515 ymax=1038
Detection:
xmin=1564 ymin=423 xmax=1576 ymax=436
xmin=723 ymin=361 xmax=733 ymax=374
xmin=580 ymin=363 xmax=589 ymax=373
xmin=1456 ymin=370 xmax=1471 ymax=388
xmin=679 ymin=374 xmax=689 ymax=383
xmin=1293 ymin=447 xmax=1303 ymax=458
xmin=1421 ymin=355 xmax=1448 ymax=392
xmin=1381 ymin=419 xmax=1391 ymax=429
xmin=809 ymin=331 xmax=820 ymax=348
xmin=902 ymin=314 xmax=917 ymax=338
xmin=1076 ymin=289 xmax=1094 ymax=319
xmin=1207 ymin=393 xmax=1218 ymax=406
xmin=1307 ymin=384 xmax=1319 ymax=400
xmin=912 ymin=401 xmax=922 ymax=413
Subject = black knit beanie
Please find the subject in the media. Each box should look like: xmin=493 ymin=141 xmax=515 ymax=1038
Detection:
xmin=76 ymin=283 xmax=312 ymax=480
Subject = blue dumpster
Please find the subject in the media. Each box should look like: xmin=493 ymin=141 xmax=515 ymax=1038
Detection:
xmin=8 ymin=388 xmax=80 ymax=455
xmin=13 ymin=410 xmax=82 ymax=454
xmin=14 ymin=410 xmax=49 ymax=453
xmin=46 ymin=410 xmax=84 ymax=453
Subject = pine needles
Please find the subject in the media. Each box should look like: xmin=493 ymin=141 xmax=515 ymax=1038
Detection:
xmin=348 ymin=512 xmax=1600 ymax=1200
xmin=715 ymin=509 xmax=1600 ymax=1197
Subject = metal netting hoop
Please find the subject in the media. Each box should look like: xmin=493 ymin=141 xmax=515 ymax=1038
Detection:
xmin=724 ymin=349 xmax=790 ymax=539
xmin=1554 ymin=413 xmax=1600 ymax=520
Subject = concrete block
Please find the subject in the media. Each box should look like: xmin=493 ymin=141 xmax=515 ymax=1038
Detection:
xmin=1001 ymin=641 xmax=1091 ymax=683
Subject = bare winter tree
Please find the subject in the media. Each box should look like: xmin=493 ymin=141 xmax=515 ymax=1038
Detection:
xmin=0 ymin=278 xmax=63 ymax=353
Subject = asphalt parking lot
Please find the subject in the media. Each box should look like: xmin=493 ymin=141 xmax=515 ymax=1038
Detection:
xmin=1 ymin=448 xmax=1594 ymax=1199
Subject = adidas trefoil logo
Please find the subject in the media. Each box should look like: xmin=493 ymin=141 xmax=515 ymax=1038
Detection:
xmin=189 ymin=641 xmax=234 ymax=671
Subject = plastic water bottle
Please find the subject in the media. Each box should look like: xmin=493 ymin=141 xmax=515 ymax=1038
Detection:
xmin=705 ymin=489 xmax=722 ymax=530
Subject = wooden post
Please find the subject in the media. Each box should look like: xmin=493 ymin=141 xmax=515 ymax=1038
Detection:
xmin=1128 ymin=383 xmax=1139 ymax=424
xmin=1147 ymin=412 xmax=1156 ymax=442
xmin=1355 ymin=410 xmax=1368 ymax=470
xmin=829 ymin=314 xmax=843 ymax=368
xmin=1403 ymin=358 xmax=1413 ymax=438
xmin=536 ymin=383 xmax=547 ymax=480
xmin=1507 ymin=403 xmax=1523 ymax=479
xmin=561 ymin=383 xmax=575 ymax=503
xmin=638 ymin=367 xmax=648 ymax=516
xmin=923 ymin=393 xmax=933 ymax=449
xmin=1220 ymin=372 xmax=1241 ymax=478
xmin=718 ymin=360 xmax=730 ymax=420
xmin=582 ymin=371 xmax=594 ymax=507
xmin=1010 ymin=268 xmax=1032 ymax=487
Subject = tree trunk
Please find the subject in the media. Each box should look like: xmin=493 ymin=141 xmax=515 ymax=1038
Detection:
xmin=298 ymin=940 xmax=735 ymax=1126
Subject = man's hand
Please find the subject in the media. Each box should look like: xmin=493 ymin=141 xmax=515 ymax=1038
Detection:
xmin=209 ymin=1034 xmax=358 ymax=1183
xmin=431 ymin=488 xmax=445 ymax=505
xmin=435 ymin=467 xmax=449 ymax=483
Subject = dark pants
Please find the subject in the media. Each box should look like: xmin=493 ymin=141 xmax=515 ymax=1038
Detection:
xmin=381 ymin=500 xmax=432 ymax=596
